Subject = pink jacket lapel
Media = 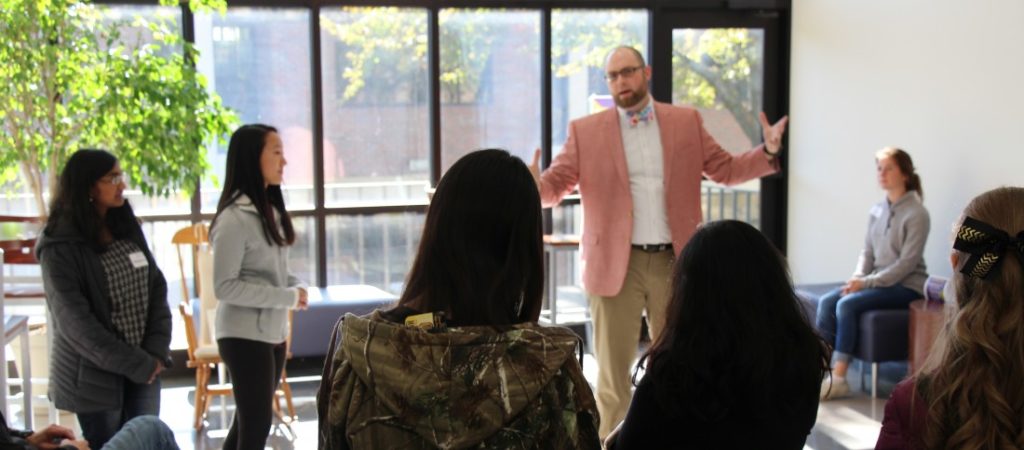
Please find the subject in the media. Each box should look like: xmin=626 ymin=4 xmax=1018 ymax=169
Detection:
xmin=654 ymin=102 xmax=675 ymax=187
xmin=603 ymin=108 xmax=630 ymax=191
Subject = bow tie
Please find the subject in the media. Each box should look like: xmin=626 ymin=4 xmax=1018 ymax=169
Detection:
xmin=627 ymin=105 xmax=654 ymax=127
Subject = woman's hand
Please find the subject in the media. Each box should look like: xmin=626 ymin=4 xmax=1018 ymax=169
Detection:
xmin=147 ymin=359 xmax=164 ymax=384
xmin=296 ymin=287 xmax=309 ymax=311
xmin=842 ymin=278 xmax=865 ymax=295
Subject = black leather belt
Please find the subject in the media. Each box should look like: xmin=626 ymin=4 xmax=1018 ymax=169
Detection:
xmin=631 ymin=243 xmax=672 ymax=252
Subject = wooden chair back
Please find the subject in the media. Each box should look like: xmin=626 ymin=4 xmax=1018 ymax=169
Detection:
xmin=171 ymin=223 xmax=209 ymax=302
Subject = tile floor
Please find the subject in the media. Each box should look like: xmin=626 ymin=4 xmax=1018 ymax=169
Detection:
xmin=19 ymin=356 xmax=895 ymax=449
xmin=5 ymin=302 xmax=903 ymax=450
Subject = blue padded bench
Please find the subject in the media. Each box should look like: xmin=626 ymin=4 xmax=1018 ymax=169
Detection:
xmin=291 ymin=285 xmax=398 ymax=358
xmin=795 ymin=282 xmax=911 ymax=398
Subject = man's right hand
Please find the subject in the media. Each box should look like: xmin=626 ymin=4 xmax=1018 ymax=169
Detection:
xmin=529 ymin=148 xmax=542 ymax=188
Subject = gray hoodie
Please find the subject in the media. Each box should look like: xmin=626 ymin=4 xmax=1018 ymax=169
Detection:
xmin=211 ymin=193 xmax=304 ymax=344
xmin=854 ymin=191 xmax=930 ymax=294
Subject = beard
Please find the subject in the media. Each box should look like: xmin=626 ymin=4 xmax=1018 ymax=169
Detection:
xmin=613 ymin=83 xmax=649 ymax=109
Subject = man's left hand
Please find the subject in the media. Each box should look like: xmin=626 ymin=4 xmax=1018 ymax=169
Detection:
xmin=760 ymin=112 xmax=789 ymax=156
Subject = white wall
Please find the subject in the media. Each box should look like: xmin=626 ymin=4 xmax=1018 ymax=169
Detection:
xmin=789 ymin=0 xmax=1024 ymax=284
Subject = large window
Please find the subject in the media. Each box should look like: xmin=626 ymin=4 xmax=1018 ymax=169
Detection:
xmin=326 ymin=213 xmax=424 ymax=293
xmin=195 ymin=7 xmax=315 ymax=212
xmin=320 ymin=7 xmax=431 ymax=208
xmin=673 ymin=27 xmax=765 ymax=227
xmin=440 ymin=9 xmax=541 ymax=169
xmin=35 ymin=2 xmax=788 ymax=292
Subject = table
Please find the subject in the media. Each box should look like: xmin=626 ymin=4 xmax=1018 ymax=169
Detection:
xmin=908 ymin=299 xmax=947 ymax=374
xmin=1 ymin=254 xmax=33 ymax=429
xmin=542 ymin=235 xmax=586 ymax=325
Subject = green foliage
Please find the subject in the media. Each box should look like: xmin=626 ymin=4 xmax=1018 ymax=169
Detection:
xmin=321 ymin=7 xmax=429 ymax=103
xmin=321 ymin=7 xmax=497 ymax=105
xmin=0 ymin=0 xmax=235 ymax=214
xmin=549 ymin=10 xmax=646 ymax=79
xmin=673 ymin=29 xmax=763 ymax=143
xmin=319 ymin=9 xmax=758 ymax=144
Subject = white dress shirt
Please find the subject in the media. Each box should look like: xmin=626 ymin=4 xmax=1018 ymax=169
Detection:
xmin=618 ymin=98 xmax=672 ymax=245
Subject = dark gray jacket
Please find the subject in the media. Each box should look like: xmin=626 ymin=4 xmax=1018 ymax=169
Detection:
xmin=36 ymin=220 xmax=172 ymax=413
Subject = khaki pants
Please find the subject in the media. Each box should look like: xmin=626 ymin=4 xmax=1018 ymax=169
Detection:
xmin=588 ymin=247 xmax=674 ymax=439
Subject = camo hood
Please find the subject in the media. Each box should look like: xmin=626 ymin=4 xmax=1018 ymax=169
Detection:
xmin=320 ymin=311 xmax=600 ymax=449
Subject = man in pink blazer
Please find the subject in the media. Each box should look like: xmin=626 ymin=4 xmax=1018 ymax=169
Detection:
xmin=531 ymin=46 xmax=789 ymax=438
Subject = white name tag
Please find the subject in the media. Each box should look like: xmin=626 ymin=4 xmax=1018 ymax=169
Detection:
xmin=128 ymin=251 xmax=149 ymax=269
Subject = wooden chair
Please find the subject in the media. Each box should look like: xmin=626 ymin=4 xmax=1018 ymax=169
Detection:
xmin=273 ymin=309 xmax=297 ymax=425
xmin=0 ymin=215 xmax=45 ymax=300
xmin=179 ymin=300 xmax=232 ymax=430
xmin=172 ymin=224 xmax=297 ymax=428
xmin=171 ymin=223 xmax=209 ymax=303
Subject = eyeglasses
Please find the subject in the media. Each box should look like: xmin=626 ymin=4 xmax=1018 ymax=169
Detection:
xmin=100 ymin=173 xmax=125 ymax=186
xmin=605 ymin=65 xmax=644 ymax=82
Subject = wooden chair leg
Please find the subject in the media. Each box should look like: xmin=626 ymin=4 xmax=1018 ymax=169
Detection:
xmin=280 ymin=369 xmax=297 ymax=421
xmin=194 ymin=366 xmax=208 ymax=430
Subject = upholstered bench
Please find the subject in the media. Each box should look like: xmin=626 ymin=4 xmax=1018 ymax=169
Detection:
xmin=795 ymin=282 xmax=911 ymax=398
xmin=291 ymin=285 xmax=398 ymax=358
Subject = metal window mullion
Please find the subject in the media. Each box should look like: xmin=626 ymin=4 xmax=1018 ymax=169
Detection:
xmin=428 ymin=7 xmax=441 ymax=186
xmin=310 ymin=4 xmax=327 ymax=287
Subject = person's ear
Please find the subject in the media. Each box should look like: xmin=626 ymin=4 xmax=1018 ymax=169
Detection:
xmin=950 ymin=252 xmax=959 ymax=270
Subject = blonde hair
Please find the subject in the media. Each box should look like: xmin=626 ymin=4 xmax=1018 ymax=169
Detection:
xmin=917 ymin=186 xmax=1024 ymax=449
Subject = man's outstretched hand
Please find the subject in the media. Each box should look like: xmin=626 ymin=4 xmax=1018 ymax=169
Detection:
xmin=529 ymin=148 xmax=542 ymax=188
xmin=760 ymin=112 xmax=789 ymax=156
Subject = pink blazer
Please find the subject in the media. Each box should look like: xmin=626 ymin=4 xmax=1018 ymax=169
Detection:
xmin=539 ymin=102 xmax=779 ymax=297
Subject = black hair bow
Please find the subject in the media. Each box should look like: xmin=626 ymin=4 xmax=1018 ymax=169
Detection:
xmin=953 ymin=216 xmax=1024 ymax=279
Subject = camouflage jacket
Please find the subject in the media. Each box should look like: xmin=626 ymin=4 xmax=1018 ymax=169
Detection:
xmin=317 ymin=311 xmax=600 ymax=449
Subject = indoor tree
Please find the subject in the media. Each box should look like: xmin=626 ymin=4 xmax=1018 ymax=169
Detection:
xmin=0 ymin=0 xmax=236 ymax=217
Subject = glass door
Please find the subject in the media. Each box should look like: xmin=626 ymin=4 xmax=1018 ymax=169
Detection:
xmin=652 ymin=11 xmax=787 ymax=246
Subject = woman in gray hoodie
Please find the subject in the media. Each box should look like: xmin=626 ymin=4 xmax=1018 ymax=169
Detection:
xmin=210 ymin=124 xmax=308 ymax=449
xmin=816 ymin=147 xmax=930 ymax=400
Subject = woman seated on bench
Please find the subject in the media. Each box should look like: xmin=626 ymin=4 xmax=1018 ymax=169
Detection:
xmin=317 ymin=149 xmax=600 ymax=449
xmin=816 ymin=147 xmax=930 ymax=400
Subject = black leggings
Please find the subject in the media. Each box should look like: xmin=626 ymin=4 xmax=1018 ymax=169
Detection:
xmin=218 ymin=337 xmax=287 ymax=450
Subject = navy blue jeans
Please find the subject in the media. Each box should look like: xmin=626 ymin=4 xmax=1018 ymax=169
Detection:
xmin=76 ymin=379 xmax=161 ymax=449
xmin=815 ymin=285 xmax=919 ymax=361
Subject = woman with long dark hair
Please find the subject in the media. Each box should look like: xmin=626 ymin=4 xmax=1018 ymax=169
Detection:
xmin=211 ymin=124 xmax=308 ymax=449
xmin=817 ymin=147 xmax=929 ymax=399
xmin=37 ymin=149 xmax=172 ymax=448
xmin=877 ymin=187 xmax=1024 ymax=449
xmin=608 ymin=220 xmax=830 ymax=449
xmin=317 ymin=149 xmax=600 ymax=449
